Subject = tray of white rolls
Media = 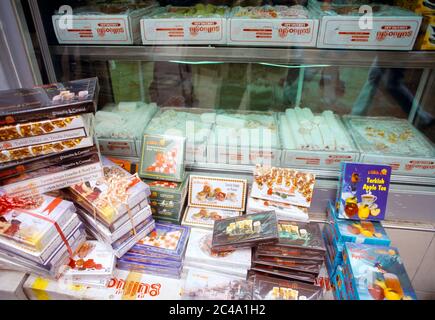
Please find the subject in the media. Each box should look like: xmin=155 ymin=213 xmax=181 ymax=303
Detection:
xmin=144 ymin=107 xmax=216 ymax=163
xmin=343 ymin=115 xmax=435 ymax=177
xmin=206 ymin=110 xmax=282 ymax=166
xmin=278 ymin=107 xmax=360 ymax=170
xmin=96 ymin=101 xmax=158 ymax=157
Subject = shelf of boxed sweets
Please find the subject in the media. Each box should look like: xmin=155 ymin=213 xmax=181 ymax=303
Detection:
xmin=50 ymin=45 xmax=435 ymax=68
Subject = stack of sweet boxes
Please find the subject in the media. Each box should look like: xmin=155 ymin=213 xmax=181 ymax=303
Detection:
xmin=323 ymin=162 xmax=417 ymax=300
xmin=0 ymin=78 xmax=102 ymax=197
xmin=139 ymin=134 xmax=188 ymax=224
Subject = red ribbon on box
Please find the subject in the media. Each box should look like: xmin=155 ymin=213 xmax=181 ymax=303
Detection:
xmin=0 ymin=194 xmax=73 ymax=257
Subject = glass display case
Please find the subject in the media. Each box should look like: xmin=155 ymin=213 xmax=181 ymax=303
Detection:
xmin=1 ymin=0 xmax=435 ymax=301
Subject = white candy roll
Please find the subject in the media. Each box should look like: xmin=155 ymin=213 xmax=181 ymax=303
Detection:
xmin=322 ymin=111 xmax=352 ymax=151
xmin=200 ymin=113 xmax=216 ymax=124
xmin=216 ymin=114 xmax=246 ymax=129
xmin=311 ymin=124 xmax=324 ymax=150
xmin=279 ymin=115 xmax=296 ymax=149
xmin=285 ymin=108 xmax=307 ymax=150
xmin=318 ymin=122 xmax=335 ymax=150
xmin=295 ymin=107 xmax=313 ymax=149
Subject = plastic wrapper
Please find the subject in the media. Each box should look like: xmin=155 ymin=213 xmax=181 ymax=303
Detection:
xmin=181 ymin=268 xmax=253 ymax=300
xmin=252 ymin=274 xmax=322 ymax=300
xmin=247 ymin=197 xmax=309 ymax=222
xmin=211 ymin=211 xmax=279 ymax=252
xmin=145 ymin=178 xmax=188 ymax=202
xmin=255 ymin=245 xmax=325 ymax=261
xmin=274 ymin=220 xmax=326 ymax=252
xmin=68 ymin=157 xmax=150 ymax=228
xmin=182 ymin=206 xmax=241 ymax=229
xmin=250 ymin=264 xmax=318 ymax=284
xmin=0 ymin=78 xmax=98 ymax=125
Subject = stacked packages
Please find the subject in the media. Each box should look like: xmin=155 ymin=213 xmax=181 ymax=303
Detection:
xmin=67 ymin=157 xmax=154 ymax=258
xmin=117 ymin=222 xmax=190 ymax=279
xmin=0 ymin=194 xmax=86 ymax=278
xmin=0 ymin=78 xmax=103 ymax=198
xmin=247 ymin=165 xmax=314 ymax=221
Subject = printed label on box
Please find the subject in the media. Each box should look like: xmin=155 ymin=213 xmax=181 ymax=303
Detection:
xmin=229 ymin=18 xmax=318 ymax=47
xmin=188 ymin=175 xmax=247 ymax=211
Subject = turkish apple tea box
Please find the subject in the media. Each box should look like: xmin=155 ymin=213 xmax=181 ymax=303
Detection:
xmin=188 ymin=175 xmax=247 ymax=211
xmin=251 ymin=165 xmax=316 ymax=208
xmin=139 ymin=134 xmax=186 ymax=182
xmin=343 ymin=243 xmax=417 ymax=300
xmin=0 ymin=78 xmax=98 ymax=125
xmin=335 ymin=162 xmax=391 ymax=221
xmin=327 ymin=200 xmax=391 ymax=247
xmin=211 ymin=211 xmax=278 ymax=251
xmin=182 ymin=206 xmax=241 ymax=229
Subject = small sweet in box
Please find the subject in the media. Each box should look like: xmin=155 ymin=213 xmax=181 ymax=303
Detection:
xmin=149 ymin=198 xmax=185 ymax=223
xmin=342 ymin=243 xmax=417 ymax=300
xmin=312 ymin=2 xmax=422 ymax=50
xmin=117 ymin=223 xmax=190 ymax=279
xmin=0 ymin=78 xmax=98 ymax=126
xmin=211 ymin=211 xmax=279 ymax=252
xmin=228 ymin=5 xmax=319 ymax=47
xmin=61 ymin=240 xmax=115 ymax=287
xmin=251 ymin=273 xmax=322 ymax=300
xmin=182 ymin=206 xmax=241 ymax=230
xmin=334 ymin=162 xmax=391 ymax=221
xmin=188 ymin=175 xmax=247 ymax=212
xmin=141 ymin=4 xmax=228 ymax=45
xmin=247 ymin=197 xmax=309 ymax=222
xmin=144 ymin=177 xmax=188 ymax=203
xmin=139 ymin=134 xmax=186 ymax=182
xmin=52 ymin=3 xmax=156 ymax=45
xmin=251 ymin=165 xmax=316 ymax=208
xmin=69 ymin=157 xmax=150 ymax=229
xmin=0 ymin=194 xmax=75 ymax=252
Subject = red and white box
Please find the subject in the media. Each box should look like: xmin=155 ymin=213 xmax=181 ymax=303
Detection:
xmin=141 ymin=13 xmax=227 ymax=45
xmin=315 ymin=6 xmax=422 ymax=50
xmin=52 ymin=7 xmax=154 ymax=45
xmin=228 ymin=18 xmax=319 ymax=47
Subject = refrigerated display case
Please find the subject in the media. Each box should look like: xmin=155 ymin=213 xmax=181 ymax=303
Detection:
xmin=2 ymin=0 xmax=435 ymax=299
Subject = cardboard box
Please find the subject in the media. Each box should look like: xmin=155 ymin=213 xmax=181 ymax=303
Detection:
xmin=0 ymin=270 xmax=28 ymax=300
xmin=314 ymin=4 xmax=422 ymax=50
xmin=228 ymin=16 xmax=319 ymax=47
xmin=141 ymin=7 xmax=228 ymax=45
xmin=52 ymin=7 xmax=154 ymax=45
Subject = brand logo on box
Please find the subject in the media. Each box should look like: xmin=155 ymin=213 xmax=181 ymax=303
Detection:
xmin=96 ymin=23 xmax=125 ymax=37
xmin=278 ymin=23 xmax=311 ymax=38
xmin=189 ymin=21 xmax=220 ymax=36
xmin=376 ymin=25 xmax=413 ymax=41
xmin=107 ymin=278 xmax=161 ymax=298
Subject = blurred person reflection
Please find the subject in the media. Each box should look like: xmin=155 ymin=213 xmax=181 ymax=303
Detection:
xmin=352 ymin=56 xmax=434 ymax=129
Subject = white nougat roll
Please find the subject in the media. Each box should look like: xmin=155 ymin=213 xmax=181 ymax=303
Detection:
xmin=318 ymin=121 xmax=335 ymax=150
xmin=279 ymin=115 xmax=296 ymax=149
xmin=295 ymin=107 xmax=314 ymax=149
xmin=311 ymin=124 xmax=324 ymax=150
xmin=216 ymin=114 xmax=246 ymax=128
xmin=285 ymin=109 xmax=307 ymax=150
xmin=322 ymin=111 xmax=352 ymax=151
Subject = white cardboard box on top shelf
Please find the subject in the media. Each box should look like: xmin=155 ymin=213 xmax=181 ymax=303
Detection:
xmin=310 ymin=2 xmax=422 ymax=50
xmin=52 ymin=5 xmax=156 ymax=45
xmin=141 ymin=6 xmax=228 ymax=45
xmin=227 ymin=6 xmax=319 ymax=47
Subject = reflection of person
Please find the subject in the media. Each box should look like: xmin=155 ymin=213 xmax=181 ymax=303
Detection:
xmin=352 ymin=57 xmax=434 ymax=128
